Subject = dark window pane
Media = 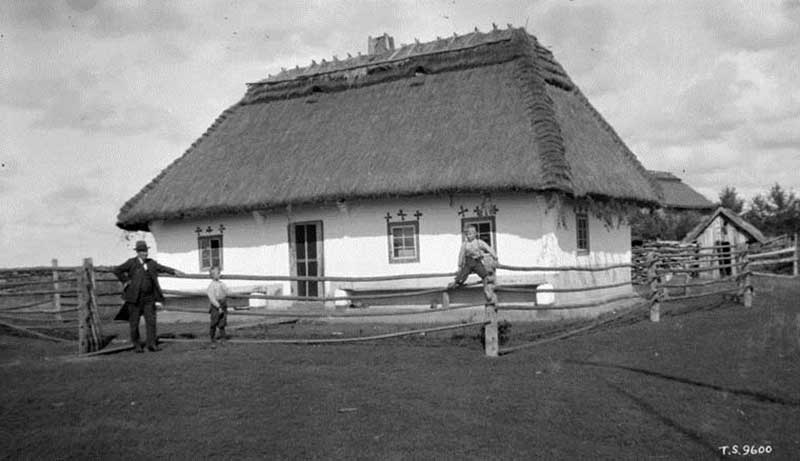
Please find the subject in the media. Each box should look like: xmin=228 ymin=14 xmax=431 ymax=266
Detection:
xmin=308 ymin=281 xmax=318 ymax=297
xmin=211 ymin=238 xmax=220 ymax=249
xmin=296 ymin=235 xmax=306 ymax=260
xmin=307 ymin=240 xmax=316 ymax=259
xmin=298 ymin=281 xmax=307 ymax=297
xmin=297 ymin=263 xmax=306 ymax=276
xmin=306 ymin=225 xmax=316 ymax=244
xmin=307 ymin=261 xmax=318 ymax=276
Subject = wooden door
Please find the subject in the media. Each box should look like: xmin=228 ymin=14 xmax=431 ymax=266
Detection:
xmin=289 ymin=221 xmax=323 ymax=297
xmin=715 ymin=240 xmax=732 ymax=278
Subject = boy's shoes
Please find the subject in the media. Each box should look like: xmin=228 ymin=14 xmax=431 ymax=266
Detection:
xmin=133 ymin=347 xmax=144 ymax=353
xmin=147 ymin=346 xmax=162 ymax=352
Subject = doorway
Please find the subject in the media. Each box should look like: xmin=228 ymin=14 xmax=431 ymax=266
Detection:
xmin=289 ymin=221 xmax=324 ymax=297
xmin=715 ymin=240 xmax=732 ymax=277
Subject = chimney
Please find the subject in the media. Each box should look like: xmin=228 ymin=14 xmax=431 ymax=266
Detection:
xmin=368 ymin=33 xmax=395 ymax=55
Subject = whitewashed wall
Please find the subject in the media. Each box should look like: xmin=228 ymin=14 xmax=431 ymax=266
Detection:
xmin=150 ymin=192 xmax=632 ymax=305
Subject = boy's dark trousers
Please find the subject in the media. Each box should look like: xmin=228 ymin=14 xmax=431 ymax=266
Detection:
xmin=210 ymin=301 xmax=228 ymax=340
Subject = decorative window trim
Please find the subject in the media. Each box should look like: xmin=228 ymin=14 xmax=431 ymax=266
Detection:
xmin=198 ymin=234 xmax=224 ymax=271
xmin=461 ymin=216 xmax=497 ymax=254
xmin=387 ymin=221 xmax=420 ymax=264
xmin=576 ymin=210 xmax=590 ymax=255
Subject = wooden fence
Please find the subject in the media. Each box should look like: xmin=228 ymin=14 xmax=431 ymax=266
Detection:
xmin=0 ymin=259 xmax=118 ymax=353
xmin=4 ymin=238 xmax=795 ymax=357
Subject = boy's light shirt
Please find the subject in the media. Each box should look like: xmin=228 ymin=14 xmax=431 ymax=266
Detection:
xmin=207 ymin=280 xmax=230 ymax=307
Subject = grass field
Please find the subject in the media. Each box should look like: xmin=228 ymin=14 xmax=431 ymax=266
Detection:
xmin=1 ymin=275 xmax=798 ymax=460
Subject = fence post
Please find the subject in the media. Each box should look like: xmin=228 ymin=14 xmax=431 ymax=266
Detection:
xmin=441 ymin=290 xmax=450 ymax=310
xmin=794 ymin=233 xmax=799 ymax=277
xmin=77 ymin=264 xmax=89 ymax=354
xmin=86 ymin=258 xmax=103 ymax=351
xmin=77 ymin=258 xmax=103 ymax=354
xmin=51 ymin=258 xmax=62 ymax=322
xmin=484 ymin=302 xmax=499 ymax=357
xmin=742 ymin=249 xmax=753 ymax=308
xmin=647 ymin=251 xmax=660 ymax=322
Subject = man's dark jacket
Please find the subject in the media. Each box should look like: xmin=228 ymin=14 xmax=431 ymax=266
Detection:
xmin=113 ymin=257 xmax=179 ymax=304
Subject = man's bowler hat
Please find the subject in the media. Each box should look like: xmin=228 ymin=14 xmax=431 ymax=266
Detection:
xmin=134 ymin=241 xmax=149 ymax=252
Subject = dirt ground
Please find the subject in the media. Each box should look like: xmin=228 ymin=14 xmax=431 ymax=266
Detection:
xmin=1 ymin=275 xmax=799 ymax=460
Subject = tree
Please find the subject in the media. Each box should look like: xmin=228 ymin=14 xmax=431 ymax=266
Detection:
xmin=743 ymin=183 xmax=800 ymax=237
xmin=718 ymin=186 xmax=744 ymax=213
xmin=629 ymin=208 xmax=704 ymax=242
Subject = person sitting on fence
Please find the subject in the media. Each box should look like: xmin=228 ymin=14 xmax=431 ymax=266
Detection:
xmin=207 ymin=266 xmax=230 ymax=347
xmin=114 ymin=240 xmax=183 ymax=353
xmin=448 ymin=225 xmax=498 ymax=305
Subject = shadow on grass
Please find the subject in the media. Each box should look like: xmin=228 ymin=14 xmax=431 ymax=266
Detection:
xmin=568 ymin=360 xmax=800 ymax=407
xmin=600 ymin=378 xmax=723 ymax=458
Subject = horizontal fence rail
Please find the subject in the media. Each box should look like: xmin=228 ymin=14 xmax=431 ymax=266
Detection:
xmin=6 ymin=237 xmax=795 ymax=356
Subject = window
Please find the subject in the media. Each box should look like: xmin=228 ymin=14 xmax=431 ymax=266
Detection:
xmin=387 ymin=221 xmax=419 ymax=263
xmin=198 ymin=235 xmax=223 ymax=271
xmin=576 ymin=211 xmax=589 ymax=254
xmin=461 ymin=217 xmax=496 ymax=250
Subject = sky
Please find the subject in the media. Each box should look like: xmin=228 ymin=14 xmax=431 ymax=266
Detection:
xmin=1 ymin=0 xmax=799 ymax=268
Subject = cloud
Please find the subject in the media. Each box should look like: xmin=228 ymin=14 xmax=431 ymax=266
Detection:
xmin=536 ymin=2 xmax=613 ymax=76
xmin=2 ymin=0 xmax=187 ymax=39
xmin=1 ymin=69 xmax=187 ymax=140
xmin=703 ymin=0 xmax=800 ymax=51
xmin=42 ymin=184 xmax=98 ymax=206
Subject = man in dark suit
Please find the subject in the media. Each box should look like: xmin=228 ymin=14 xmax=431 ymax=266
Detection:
xmin=114 ymin=240 xmax=183 ymax=353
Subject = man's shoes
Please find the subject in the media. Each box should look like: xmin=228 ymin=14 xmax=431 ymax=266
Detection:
xmin=147 ymin=346 xmax=162 ymax=352
xmin=134 ymin=347 xmax=144 ymax=353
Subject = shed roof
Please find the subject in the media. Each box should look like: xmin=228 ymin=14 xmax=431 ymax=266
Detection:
xmin=117 ymin=27 xmax=660 ymax=231
xmin=681 ymin=207 xmax=767 ymax=244
xmin=648 ymin=170 xmax=714 ymax=210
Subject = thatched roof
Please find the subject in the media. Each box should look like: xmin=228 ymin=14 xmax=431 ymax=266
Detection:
xmin=682 ymin=207 xmax=767 ymax=244
xmin=117 ymin=27 xmax=660 ymax=231
xmin=648 ymin=170 xmax=714 ymax=211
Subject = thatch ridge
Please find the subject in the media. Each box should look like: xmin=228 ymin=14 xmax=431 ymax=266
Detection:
xmin=117 ymin=27 xmax=661 ymax=231
xmin=513 ymin=33 xmax=572 ymax=193
xmin=682 ymin=207 xmax=767 ymax=244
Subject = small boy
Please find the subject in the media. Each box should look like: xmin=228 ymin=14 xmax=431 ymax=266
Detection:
xmin=207 ymin=266 xmax=230 ymax=346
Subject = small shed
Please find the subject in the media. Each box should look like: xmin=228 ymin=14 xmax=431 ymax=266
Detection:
xmin=681 ymin=207 xmax=767 ymax=278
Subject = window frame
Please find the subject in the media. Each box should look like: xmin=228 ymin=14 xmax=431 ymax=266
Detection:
xmin=198 ymin=234 xmax=224 ymax=271
xmin=576 ymin=210 xmax=590 ymax=255
xmin=460 ymin=216 xmax=497 ymax=254
xmin=387 ymin=221 xmax=420 ymax=264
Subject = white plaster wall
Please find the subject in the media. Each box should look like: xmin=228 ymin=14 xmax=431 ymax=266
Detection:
xmin=149 ymin=193 xmax=632 ymax=305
